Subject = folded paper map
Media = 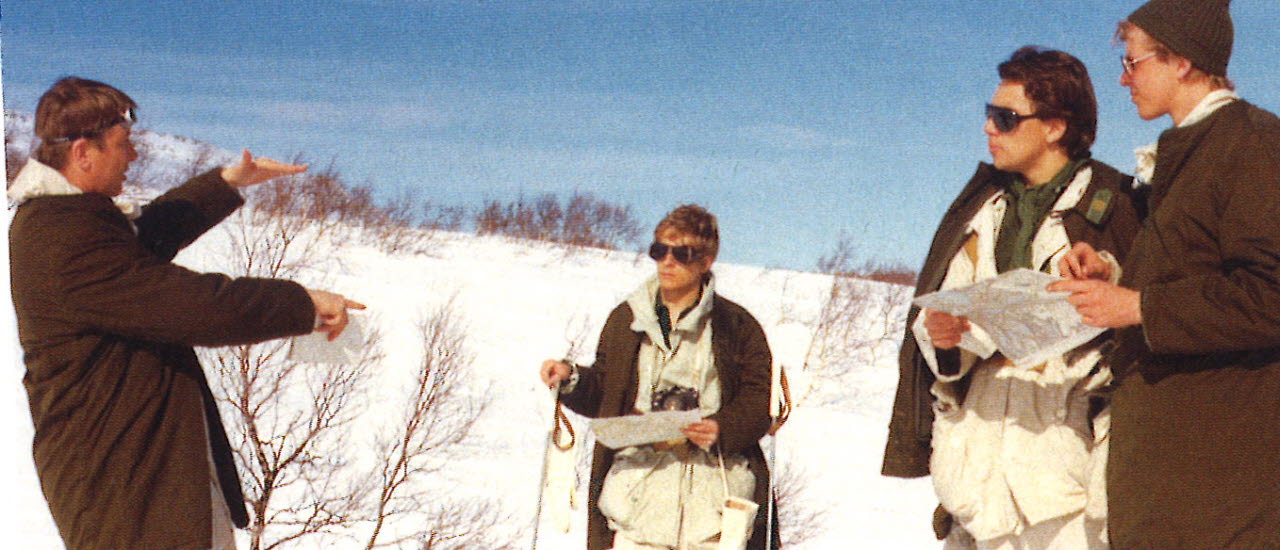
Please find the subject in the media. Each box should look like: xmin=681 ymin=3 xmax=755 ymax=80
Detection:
xmin=590 ymin=410 xmax=703 ymax=449
xmin=913 ymin=268 xmax=1106 ymax=367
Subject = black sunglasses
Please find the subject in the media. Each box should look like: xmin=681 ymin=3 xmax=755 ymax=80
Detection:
xmin=648 ymin=242 xmax=703 ymax=264
xmin=985 ymin=104 xmax=1047 ymax=133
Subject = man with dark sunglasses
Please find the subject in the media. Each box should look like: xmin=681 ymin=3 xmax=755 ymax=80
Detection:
xmin=8 ymin=76 xmax=364 ymax=550
xmin=883 ymin=47 xmax=1142 ymax=549
xmin=1051 ymin=0 xmax=1280 ymax=546
xmin=539 ymin=204 xmax=775 ymax=549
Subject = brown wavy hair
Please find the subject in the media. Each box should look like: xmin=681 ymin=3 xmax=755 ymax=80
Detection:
xmin=998 ymin=46 xmax=1097 ymax=159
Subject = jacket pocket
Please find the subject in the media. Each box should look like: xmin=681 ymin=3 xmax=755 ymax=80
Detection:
xmin=929 ymin=406 xmax=981 ymax=521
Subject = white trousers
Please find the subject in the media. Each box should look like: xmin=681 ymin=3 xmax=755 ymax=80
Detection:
xmin=943 ymin=512 xmax=1106 ymax=550
xmin=210 ymin=475 xmax=237 ymax=550
xmin=611 ymin=532 xmax=719 ymax=550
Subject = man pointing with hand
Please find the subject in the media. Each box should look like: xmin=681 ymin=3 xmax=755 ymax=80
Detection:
xmin=8 ymin=76 xmax=364 ymax=550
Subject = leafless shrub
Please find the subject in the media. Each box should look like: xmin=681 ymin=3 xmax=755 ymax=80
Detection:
xmin=207 ymin=330 xmax=383 ymax=550
xmin=336 ymin=184 xmax=469 ymax=255
xmin=474 ymin=199 xmax=505 ymax=235
xmin=222 ymin=169 xmax=353 ymax=278
xmin=855 ymin=261 xmax=917 ymax=287
xmin=559 ymin=313 xmax=597 ymax=366
xmin=247 ymin=160 xmax=359 ymax=225
xmin=201 ymin=166 xmax=380 ymax=549
xmin=351 ymin=186 xmax=434 ymax=255
xmin=231 ymin=157 xmax=470 ymax=258
xmin=475 ymin=191 xmax=641 ymax=251
xmin=205 ymin=165 xmax=497 ymax=549
xmin=816 ymin=238 xmax=918 ymax=287
xmin=475 ymin=194 xmax=550 ymax=241
xmin=795 ymin=238 xmax=906 ymax=406
xmin=416 ymin=498 xmax=525 ymax=550
xmin=207 ymin=292 xmax=498 ymax=550
xmin=420 ymin=201 xmax=468 ymax=232
xmin=362 ymin=299 xmax=490 ymax=549
xmin=561 ymin=191 xmax=642 ymax=249
xmin=774 ymin=462 xmax=827 ymax=548
xmin=181 ymin=140 xmax=227 ymax=181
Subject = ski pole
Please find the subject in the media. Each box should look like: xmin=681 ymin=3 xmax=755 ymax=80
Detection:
xmin=532 ymin=388 xmax=575 ymax=550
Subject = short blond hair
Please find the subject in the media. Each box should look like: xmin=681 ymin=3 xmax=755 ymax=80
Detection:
xmin=1116 ymin=21 xmax=1234 ymax=91
xmin=654 ymin=204 xmax=719 ymax=259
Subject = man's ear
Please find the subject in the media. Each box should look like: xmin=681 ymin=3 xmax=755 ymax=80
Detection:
xmin=1173 ymin=56 xmax=1196 ymax=81
xmin=1044 ymin=117 xmax=1068 ymax=146
xmin=68 ymin=138 xmax=95 ymax=171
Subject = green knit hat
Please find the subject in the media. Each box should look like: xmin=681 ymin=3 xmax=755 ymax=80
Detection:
xmin=1129 ymin=0 xmax=1233 ymax=76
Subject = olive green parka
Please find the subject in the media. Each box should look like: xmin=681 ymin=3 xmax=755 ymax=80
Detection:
xmin=9 ymin=167 xmax=315 ymax=549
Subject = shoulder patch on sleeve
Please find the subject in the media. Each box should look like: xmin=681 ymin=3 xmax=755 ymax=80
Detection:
xmin=1086 ymin=188 xmax=1113 ymax=225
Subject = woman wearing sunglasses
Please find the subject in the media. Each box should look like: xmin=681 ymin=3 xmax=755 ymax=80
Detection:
xmin=883 ymin=47 xmax=1143 ymax=549
xmin=540 ymin=204 xmax=775 ymax=550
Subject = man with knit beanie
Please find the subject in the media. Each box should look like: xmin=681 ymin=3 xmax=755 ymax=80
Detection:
xmin=1052 ymin=0 xmax=1280 ymax=547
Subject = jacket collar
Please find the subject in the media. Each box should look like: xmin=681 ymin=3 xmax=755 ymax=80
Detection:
xmin=1132 ymin=90 xmax=1238 ymax=189
xmin=1178 ymin=89 xmax=1238 ymax=129
xmin=916 ymin=163 xmax=1012 ymax=296
xmin=626 ymin=273 xmax=716 ymax=349
xmin=1148 ymin=99 xmax=1244 ymax=211
xmin=7 ymin=159 xmax=84 ymax=207
xmin=7 ymin=158 xmax=141 ymax=218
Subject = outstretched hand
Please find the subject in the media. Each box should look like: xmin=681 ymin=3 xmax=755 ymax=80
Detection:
xmin=923 ymin=309 xmax=970 ymax=350
xmin=306 ymin=289 xmax=367 ymax=341
xmin=221 ymin=149 xmax=307 ymax=188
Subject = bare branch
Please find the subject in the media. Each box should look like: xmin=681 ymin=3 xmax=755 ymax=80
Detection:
xmin=773 ymin=461 xmax=827 ymax=548
xmin=362 ymin=298 xmax=490 ymax=549
xmin=415 ymin=498 xmax=525 ymax=550
xmin=796 ymin=237 xmax=910 ymax=406
xmin=474 ymin=190 xmax=641 ymax=251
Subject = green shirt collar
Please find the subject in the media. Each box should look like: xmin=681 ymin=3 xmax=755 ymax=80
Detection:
xmin=996 ymin=157 xmax=1089 ymax=272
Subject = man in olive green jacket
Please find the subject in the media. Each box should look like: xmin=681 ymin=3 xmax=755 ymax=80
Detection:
xmin=9 ymin=77 xmax=363 ymax=549
xmin=540 ymin=205 xmax=775 ymax=550
xmin=1053 ymin=1 xmax=1280 ymax=546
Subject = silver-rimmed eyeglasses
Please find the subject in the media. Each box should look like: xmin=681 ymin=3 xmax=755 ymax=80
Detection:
xmin=1121 ymin=52 xmax=1158 ymax=74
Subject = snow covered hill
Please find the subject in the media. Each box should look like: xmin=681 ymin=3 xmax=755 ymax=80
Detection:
xmin=1 ymin=120 xmax=937 ymax=548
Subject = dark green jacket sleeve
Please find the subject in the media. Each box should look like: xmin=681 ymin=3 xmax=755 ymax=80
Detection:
xmin=708 ymin=299 xmax=773 ymax=456
xmin=133 ymin=168 xmax=246 ymax=261
xmin=560 ymin=304 xmax=633 ymax=418
xmin=37 ymin=193 xmax=313 ymax=347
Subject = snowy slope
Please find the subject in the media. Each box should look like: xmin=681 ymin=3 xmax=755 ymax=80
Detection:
xmin=1 ymin=125 xmax=938 ymax=548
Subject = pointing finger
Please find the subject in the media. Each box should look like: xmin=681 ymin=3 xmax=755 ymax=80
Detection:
xmin=344 ymin=299 xmax=367 ymax=310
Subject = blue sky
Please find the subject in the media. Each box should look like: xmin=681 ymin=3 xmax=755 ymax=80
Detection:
xmin=4 ymin=1 xmax=1278 ymax=272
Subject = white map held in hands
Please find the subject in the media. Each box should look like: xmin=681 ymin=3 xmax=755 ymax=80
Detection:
xmin=912 ymin=268 xmax=1106 ymax=368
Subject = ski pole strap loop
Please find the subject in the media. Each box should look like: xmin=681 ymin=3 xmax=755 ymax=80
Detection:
xmin=552 ymin=399 xmax=576 ymax=450
xmin=768 ymin=367 xmax=792 ymax=435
